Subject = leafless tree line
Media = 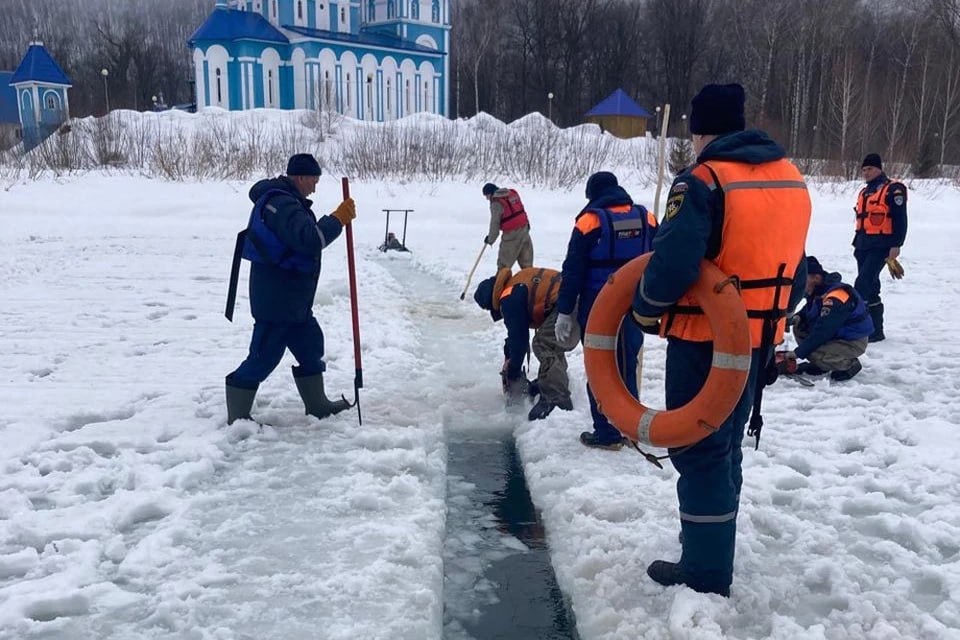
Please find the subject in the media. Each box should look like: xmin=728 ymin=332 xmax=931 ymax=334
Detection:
xmin=452 ymin=0 xmax=960 ymax=173
xmin=3 ymin=0 xmax=960 ymax=174
xmin=0 ymin=0 xmax=209 ymax=116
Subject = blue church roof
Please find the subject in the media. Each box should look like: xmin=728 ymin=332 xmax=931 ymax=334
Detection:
xmin=10 ymin=44 xmax=71 ymax=86
xmin=189 ymin=8 xmax=289 ymax=44
xmin=0 ymin=72 xmax=19 ymax=124
xmin=284 ymin=25 xmax=444 ymax=55
xmin=585 ymin=89 xmax=652 ymax=118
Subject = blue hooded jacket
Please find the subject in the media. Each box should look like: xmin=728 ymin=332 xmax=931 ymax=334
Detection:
xmin=246 ymin=176 xmax=343 ymax=323
xmin=558 ymin=180 xmax=656 ymax=327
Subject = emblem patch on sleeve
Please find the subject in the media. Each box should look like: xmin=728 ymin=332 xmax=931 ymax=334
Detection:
xmin=669 ymin=182 xmax=689 ymax=194
xmin=820 ymin=298 xmax=835 ymax=317
xmin=893 ymin=195 xmax=904 ymax=206
xmin=665 ymin=194 xmax=684 ymax=220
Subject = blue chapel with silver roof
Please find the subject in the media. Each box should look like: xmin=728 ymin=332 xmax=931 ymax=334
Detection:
xmin=189 ymin=0 xmax=450 ymax=119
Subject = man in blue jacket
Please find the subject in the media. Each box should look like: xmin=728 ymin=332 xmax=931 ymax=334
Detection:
xmin=781 ymin=256 xmax=873 ymax=381
xmin=554 ymin=171 xmax=657 ymax=450
xmin=225 ymin=153 xmax=356 ymax=424
xmin=853 ymin=153 xmax=907 ymax=342
xmin=630 ymin=84 xmax=810 ymax=596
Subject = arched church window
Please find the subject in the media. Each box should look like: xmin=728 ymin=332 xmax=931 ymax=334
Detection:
xmin=268 ymin=69 xmax=274 ymax=105
xmin=298 ymin=1 xmax=303 ymax=19
xmin=410 ymin=0 xmax=419 ymax=19
xmin=387 ymin=0 xmax=395 ymax=18
xmin=405 ymin=79 xmax=411 ymax=112
xmin=368 ymin=0 xmax=375 ymax=20
xmin=366 ymin=75 xmax=374 ymax=119
xmin=216 ymin=68 xmax=223 ymax=103
xmin=341 ymin=7 xmax=346 ymax=22
xmin=423 ymin=81 xmax=429 ymax=112
xmin=272 ymin=1 xmax=278 ymax=19
xmin=45 ymin=93 xmax=57 ymax=110
xmin=346 ymin=73 xmax=352 ymax=108
xmin=324 ymin=70 xmax=333 ymax=109
xmin=431 ymin=0 xmax=439 ymax=22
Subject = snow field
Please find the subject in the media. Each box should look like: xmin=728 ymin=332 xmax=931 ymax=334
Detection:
xmin=0 ymin=171 xmax=958 ymax=639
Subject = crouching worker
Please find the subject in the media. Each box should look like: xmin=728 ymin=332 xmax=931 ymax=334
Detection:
xmin=780 ymin=256 xmax=873 ymax=381
xmin=225 ymin=153 xmax=356 ymax=424
xmin=474 ymin=268 xmax=580 ymax=420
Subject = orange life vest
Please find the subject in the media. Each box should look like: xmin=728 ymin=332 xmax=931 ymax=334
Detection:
xmin=855 ymin=180 xmax=894 ymax=235
xmin=493 ymin=267 xmax=561 ymax=328
xmin=495 ymin=189 xmax=530 ymax=233
xmin=663 ymin=159 xmax=811 ymax=348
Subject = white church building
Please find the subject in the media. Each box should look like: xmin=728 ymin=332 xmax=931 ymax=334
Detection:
xmin=189 ymin=0 xmax=450 ymax=119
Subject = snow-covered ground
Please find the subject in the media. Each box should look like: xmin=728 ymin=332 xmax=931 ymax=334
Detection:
xmin=1 ymin=164 xmax=958 ymax=640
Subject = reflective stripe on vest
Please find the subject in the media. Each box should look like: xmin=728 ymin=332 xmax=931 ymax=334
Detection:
xmin=496 ymin=189 xmax=530 ymax=233
xmin=499 ymin=267 xmax=562 ymax=327
xmin=664 ymin=159 xmax=811 ymax=347
xmin=583 ymin=204 xmax=656 ymax=290
xmin=856 ymin=181 xmax=894 ymax=235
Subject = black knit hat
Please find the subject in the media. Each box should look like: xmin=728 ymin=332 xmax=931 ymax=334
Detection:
xmin=806 ymin=256 xmax=826 ymax=277
xmin=689 ymin=83 xmax=746 ymax=136
xmin=585 ymin=171 xmax=618 ymax=200
xmin=482 ymin=182 xmax=498 ymax=196
xmin=287 ymin=153 xmax=322 ymax=176
xmin=861 ymin=153 xmax=882 ymax=170
xmin=473 ymin=276 xmax=502 ymax=321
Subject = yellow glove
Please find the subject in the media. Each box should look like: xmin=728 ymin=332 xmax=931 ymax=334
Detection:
xmin=886 ymin=257 xmax=904 ymax=280
xmin=332 ymin=198 xmax=356 ymax=226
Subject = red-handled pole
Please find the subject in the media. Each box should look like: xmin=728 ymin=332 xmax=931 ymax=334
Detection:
xmin=342 ymin=177 xmax=363 ymax=425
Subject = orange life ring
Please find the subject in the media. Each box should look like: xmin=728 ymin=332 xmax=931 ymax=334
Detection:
xmin=583 ymin=254 xmax=752 ymax=448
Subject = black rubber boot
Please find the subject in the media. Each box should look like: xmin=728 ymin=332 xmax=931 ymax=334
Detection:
xmin=293 ymin=367 xmax=351 ymax=420
xmin=226 ymin=383 xmax=257 ymax=425
xmin=796 ymin=362 xmax=827 ymax=376
xmin=868 ymin=303 xmax=885 ymax=342
xmin=579 ymin=431 xmax=627 ymax=450
xmin=830 ymin=359 xmax=863 ymax=381
xmin=647 ymin=560 xmax=730 ymax=597
xmin=647 ymin=560 xmax=685 ymax=588
xmin=528 ymin=398 xmax=556 ymax=421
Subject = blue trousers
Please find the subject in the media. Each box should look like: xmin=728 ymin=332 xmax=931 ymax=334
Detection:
xmin=854 ymin=247 xmax=887 ymax=305
xmin=665 ymin=338 xmax=762 ymax=592
xmin=579 ymin=295 xmax=644 ymax=441
xmin=227 ymin=319 xmax=326 ymax=389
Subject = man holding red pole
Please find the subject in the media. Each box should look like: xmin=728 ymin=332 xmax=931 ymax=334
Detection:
xmin=225 ymin=153 xmax=356 ymax=425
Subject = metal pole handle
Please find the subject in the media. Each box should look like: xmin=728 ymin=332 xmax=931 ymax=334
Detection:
xmin=342 ymin=177 xmax=363 ymax=425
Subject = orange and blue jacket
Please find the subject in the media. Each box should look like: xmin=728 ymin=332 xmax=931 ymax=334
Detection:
xmin=794 ymin=275 xmax=873 ymax=358
xmin=854 ymin=173 xmax=907 ymax=250
xmin=493 ymin=267 xmax=562 ymax=379
xmin=631 ymin=129 xmax=810 ymax=349
xmin=557 ymin=184 xmax=657 ymax=322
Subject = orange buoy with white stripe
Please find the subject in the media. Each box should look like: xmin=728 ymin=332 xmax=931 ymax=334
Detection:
xmin=583 ymin=254 xmax=752 ymax=448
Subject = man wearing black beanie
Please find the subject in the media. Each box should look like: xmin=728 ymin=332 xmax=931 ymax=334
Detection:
xmin=629 ymin=83 xmax=811 ymax=596
xmin=853 ymin=152 xmax=908 ymax=342
xmin=224 ymin=153 xmax=357 ymax=425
